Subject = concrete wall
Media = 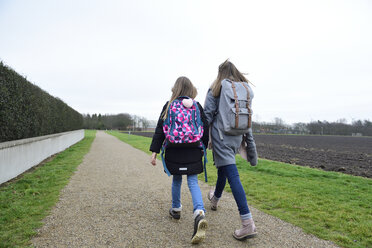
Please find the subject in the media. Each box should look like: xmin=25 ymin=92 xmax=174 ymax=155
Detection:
xmin=0 ymin=129 xmax=84 ymax=184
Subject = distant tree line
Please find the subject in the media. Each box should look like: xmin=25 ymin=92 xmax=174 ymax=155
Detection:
xmin=0 ymin=62 xmax=83 ymax=142
xmin=84 ymin=113 xmax=372 ymax=136
xmin=253 ymin=117 xmax=372 ymax=136
xmin=306 ymin=119 xmax=372 ymax=136
xmin=83 ymin=113 xmax=150 ymax=131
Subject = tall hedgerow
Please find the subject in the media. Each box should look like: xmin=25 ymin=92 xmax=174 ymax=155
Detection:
xmin=0 ymin=62 xmax=83 ymax=142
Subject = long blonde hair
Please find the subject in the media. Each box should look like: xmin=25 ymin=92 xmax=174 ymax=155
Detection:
xmin=210 ymin=59 xmax=251 ymax=97
xmin=162 ymin=76 xmax=197 ymax=120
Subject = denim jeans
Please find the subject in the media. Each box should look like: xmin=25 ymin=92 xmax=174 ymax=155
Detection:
xmin=172 ymin=174 xmax=205 ymax=212
xmin=214 ymin=164 xmax=251 ymax=218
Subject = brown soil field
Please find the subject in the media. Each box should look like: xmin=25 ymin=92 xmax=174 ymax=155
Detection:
xmin=254 ymin=134 xmax=372 ymax=178
xmin=123 ymin=132 xmax=372 ymax=178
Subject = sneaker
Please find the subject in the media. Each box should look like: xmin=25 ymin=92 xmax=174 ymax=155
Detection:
xmin=169 ymin=208 xmax=181 ymax=220
xmin=191 ymin=211 xmax=208 ymax=244
xmin=207 ymin=190 xmax=218 ymax=211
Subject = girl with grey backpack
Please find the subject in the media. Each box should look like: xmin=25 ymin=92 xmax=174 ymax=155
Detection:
xmin=204 ymin=60 xmax=258 ymax=240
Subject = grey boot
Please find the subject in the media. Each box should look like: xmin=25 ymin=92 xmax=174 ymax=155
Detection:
xmin=207 ymin=190 xmax=219 ymax=211
xmin=233 ymin=218 xmax=257 ymax=240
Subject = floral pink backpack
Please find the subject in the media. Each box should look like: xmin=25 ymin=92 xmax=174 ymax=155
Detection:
xmin=163 ymin=96 xmax=204 ymax=143
xmin=161 ymin=96 xmax=208 ymax=181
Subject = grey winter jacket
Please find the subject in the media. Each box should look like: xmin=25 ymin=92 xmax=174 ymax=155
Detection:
xmin=204 ymin=84 xmax=255 ymax=167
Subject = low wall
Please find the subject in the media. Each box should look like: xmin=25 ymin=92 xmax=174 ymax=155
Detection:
xmin=0 ymin=129 xmax=84 ymax=184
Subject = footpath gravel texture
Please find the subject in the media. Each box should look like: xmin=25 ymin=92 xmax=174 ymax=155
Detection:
xmin=32 ymin=131 xmax=340 ymax=248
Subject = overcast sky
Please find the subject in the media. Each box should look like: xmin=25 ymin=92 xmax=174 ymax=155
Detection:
xmin=1 ymin=0 xmax=371 ymax=124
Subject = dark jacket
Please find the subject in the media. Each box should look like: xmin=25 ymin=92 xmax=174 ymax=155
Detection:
xmin=149 ymin=101 xmax=209 ymax=174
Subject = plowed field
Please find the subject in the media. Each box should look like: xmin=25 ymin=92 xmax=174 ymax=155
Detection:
xmin=124 ymin=132 xmax=372 ymax=178
xmin=254 ymin=134 xmax=372 ymax=178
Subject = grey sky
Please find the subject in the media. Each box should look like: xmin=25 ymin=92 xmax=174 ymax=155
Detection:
xmin=1 ymin=0 xmax=371 ymax=124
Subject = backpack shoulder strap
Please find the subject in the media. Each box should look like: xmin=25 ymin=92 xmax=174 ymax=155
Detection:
xmin=160 ymin=141 xmax=171 ymax=177
xmin=241 ymin=83 xmax=252 ymax=128
xmin=193 ymin=100 xmax=203 ymax=126
xmin=231 ymin=81 xmax=240 ymax=129
xmin=201 ymin=142 xmax=208 ymax=182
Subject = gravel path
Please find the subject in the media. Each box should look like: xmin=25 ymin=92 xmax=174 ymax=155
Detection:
xmin=32 ymin=131 xmax=339 ymax=248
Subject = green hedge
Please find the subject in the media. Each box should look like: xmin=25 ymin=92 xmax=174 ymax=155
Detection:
xmin=0 ymin=62 xmax=83 ymax=142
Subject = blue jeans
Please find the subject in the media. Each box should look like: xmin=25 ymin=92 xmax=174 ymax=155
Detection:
xmin=172 ymin=174 xmax=205 ymax=212
xmin=214 ymin=164 xmax=251 ymax=218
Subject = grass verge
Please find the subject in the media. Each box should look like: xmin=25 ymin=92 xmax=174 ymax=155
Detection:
xmin=0 ymin=130 xmax=96 ymax=248
xmin=107 ymin=130 xmax=372 ymax=248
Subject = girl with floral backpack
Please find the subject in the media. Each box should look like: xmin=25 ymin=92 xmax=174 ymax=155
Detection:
xmin=150 ymin=76 xmax=209 ymax=244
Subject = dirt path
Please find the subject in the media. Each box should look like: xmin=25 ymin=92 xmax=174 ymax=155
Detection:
xmin=32 ymin=131 xmax=339 ymax=247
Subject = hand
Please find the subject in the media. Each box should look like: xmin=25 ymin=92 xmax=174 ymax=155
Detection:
xmin=208 ymin=140 xmax=213 ymax=150
xmin=151 ymin=152 xmax=157 ymax=166
xmin=244 ymin=133 xmax=258 ymax=166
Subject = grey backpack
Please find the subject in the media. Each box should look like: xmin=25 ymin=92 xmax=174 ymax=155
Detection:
xmin=217 ymin=79 xmax=253 ymax=135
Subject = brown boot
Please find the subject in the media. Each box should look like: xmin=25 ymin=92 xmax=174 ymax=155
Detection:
xmin=233 ymin=218 xmax=257 ymax=240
